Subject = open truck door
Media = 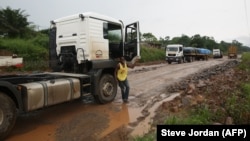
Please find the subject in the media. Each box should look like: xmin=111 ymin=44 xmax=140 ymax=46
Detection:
xmin=124 ymin=21 xmax=140 ymax=62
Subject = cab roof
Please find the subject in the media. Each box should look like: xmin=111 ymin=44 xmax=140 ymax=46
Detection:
xmin=52 ymin=12 xmax=122 ymax=25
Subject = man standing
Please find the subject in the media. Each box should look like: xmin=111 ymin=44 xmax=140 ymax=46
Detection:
xmin=115 ymin=56 xmax=137 ymax=103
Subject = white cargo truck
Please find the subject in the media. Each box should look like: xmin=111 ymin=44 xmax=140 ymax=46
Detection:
xmin=166 ymin=44 xmax=212 ymax=64
xmin=0 ymin=12 xmax=140 ymax=140
xmin=212 ymin=49 xmax=223 ymax=58
xmin=165 ymin=44 xmax=184 ymax=64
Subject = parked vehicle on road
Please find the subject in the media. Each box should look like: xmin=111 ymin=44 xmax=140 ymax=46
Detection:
xmin=165 ymin=44 xmax=211 ymax=64
xmin=213 ymin=49 xmax=223 ymax=58
xmin=195 ymin=48 xmax=211 ymax=61
xmin=183 ymin=47 xmax=196 ymax=62
xmin=228 ymin=46 xmax=237 ymax=59
xmin=165 ymin=44 xmax=184 ymax=64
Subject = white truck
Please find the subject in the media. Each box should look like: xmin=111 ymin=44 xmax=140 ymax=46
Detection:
xmin=165 ymin=44 xmax=184 ymax=64
xmin=212 ymin=49 xmax=223 ymax=58
xmin=0 ymin=12 xmax=140 ymax=140
xmin=166 ymin=44 xmax=211 ymax=64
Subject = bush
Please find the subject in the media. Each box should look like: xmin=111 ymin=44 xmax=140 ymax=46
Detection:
xmin=139 ymin=45 xmax=165 ymax=63
xmin=0 ymin=38 xmax=49 ymax=70
xmin=238 ymin=52 xmax=250 ymax=71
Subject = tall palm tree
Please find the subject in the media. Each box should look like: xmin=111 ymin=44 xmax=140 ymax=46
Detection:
xmin=0 ymin=6 xmax=30 ymax=38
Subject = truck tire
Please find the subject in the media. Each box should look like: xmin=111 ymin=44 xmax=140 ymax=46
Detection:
xmin=178 ymin=58 xmax=183 ymax=64
xmin=0 ymin=92 xmax=17 ymax=140
xmin=96 ymin=74 xmax=117 ymax=104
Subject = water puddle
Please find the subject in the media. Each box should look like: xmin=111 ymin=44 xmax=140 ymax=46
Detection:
xmin=5 ymin=93 xmax=180 ymax=141
xmin=129 ymin=93 xmax=180 ymax=136
xmin=99 ymin=92 xmax=181 ymax=138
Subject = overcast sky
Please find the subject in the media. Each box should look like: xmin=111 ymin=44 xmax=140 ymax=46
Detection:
xmin=1 ymin=0 xmax=250 ymax=46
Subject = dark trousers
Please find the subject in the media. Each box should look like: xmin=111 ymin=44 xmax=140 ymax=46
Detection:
xmin=118 ymin=78 xmax=130 ymax=100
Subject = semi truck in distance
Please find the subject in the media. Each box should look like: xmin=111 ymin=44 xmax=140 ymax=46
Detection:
xmin=165 ymin=44 xmax=184 ymax=64
xmin=165 ymin=44 xmax=211 ymax=64
xmin=212 ymin=49 xmax=223 ymax=58
xmin=0 ymin=12 xmax=141 ymax=140
xmin=195 ymin=48 xmax=211 ymax=61
xmin=228 ymin=46 xmax=237 ymax=59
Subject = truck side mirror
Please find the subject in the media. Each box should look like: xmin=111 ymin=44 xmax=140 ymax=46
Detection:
xmin=179 ymin=47 xmax=183 ymax=52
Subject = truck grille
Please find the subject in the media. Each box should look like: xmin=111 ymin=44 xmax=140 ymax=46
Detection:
xmin=168 ymin=54 xmax=176 ymax=56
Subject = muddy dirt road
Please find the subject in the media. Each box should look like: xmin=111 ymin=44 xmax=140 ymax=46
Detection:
xmin=5 ymin=57 xmax=229 ymax=141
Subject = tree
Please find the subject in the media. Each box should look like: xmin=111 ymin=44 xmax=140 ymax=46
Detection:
xmin=178 ymin=34 xmax=191 ymax=47
xmin=232 ymin=40 xmax=242 ymax=47
xmin=0 ymin=6 xmax=30 ymax=38
xmin=159 ymin=36 xmax=170 ymax=47
xmin=142 ymin=33 xmax=157 ymax=42
xmin=190 ymin=34 xmax=203 ymax=47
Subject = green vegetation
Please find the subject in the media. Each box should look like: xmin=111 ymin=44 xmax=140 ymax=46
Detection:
xmin=139 ymin=45 xmax=165 ymax=63
xmin=144 ymin=33 xmax=250 ymax=54
xmin=132 ymin=134 xmax=155 ymax=141
xmin=238 ymin=52 xmax=250 ymax=71
xmin=164 ymin=105 xmax=212 ymax=125
xmin=0 ymin=36 xmax=49 ymax=71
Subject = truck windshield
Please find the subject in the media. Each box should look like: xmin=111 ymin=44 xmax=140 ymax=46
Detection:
xmin=167 ymin=47 xmax=178 ymax=51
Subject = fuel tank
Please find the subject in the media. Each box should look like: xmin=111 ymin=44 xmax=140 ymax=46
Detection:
xmin=19 ymin=78 xmax=81 ymax=111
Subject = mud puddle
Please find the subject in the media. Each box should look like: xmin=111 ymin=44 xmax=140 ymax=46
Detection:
xmin=128 ymin=93 xmax=180 ymax=136
xmin=5 ymin=92 xmax=180 ymax=141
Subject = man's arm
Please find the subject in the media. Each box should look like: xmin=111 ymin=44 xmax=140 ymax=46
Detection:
xmin=127 ymin=62 xmax=135 ymax=69
xmin=127 ymin=56 xmax=139 ymax=68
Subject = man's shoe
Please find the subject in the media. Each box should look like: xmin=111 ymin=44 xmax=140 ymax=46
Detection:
xmin=123 ymin=99 xmax=129 ymax=103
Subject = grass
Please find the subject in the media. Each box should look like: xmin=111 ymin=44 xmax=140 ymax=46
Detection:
xmin=238 ymin=52 xmax=250 ymax=71
xmin=139 ymin=45 xmax=165 ymax=63
xmin=164 ymin=105 xmax=212 ymax=125
xmin=224 ymin=83 xmax=250 ymax=124
xmin=0 ymin=38 xmax=49 ymax=71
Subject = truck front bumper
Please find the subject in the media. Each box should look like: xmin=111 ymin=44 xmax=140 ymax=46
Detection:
xmin=166 ymin=57 xmax=182 ymax=62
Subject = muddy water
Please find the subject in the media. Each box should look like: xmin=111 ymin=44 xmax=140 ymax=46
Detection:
xmin=5 ymin=94 xmax=180 ymax=141
xmin=129 ymin=93 xmax=180 ymax=136
xmin=6 ymin=97 xmax=175 ymax=141
xmin=5 ymin=99 xmax=146 ymax=141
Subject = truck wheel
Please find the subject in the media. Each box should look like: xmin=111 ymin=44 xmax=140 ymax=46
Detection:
xmin=0 ymin=92 xmax=17 ymax=140
xmin=178 ymin=59 xmax=183 ymax=64
xmin=96 ymin=74 xmax=117 ymax=104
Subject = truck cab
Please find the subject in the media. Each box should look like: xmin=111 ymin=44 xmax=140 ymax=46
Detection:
xmin=48 ymin=12 xmax=141 ymax=104
xmin=49 ymin=12 xmax=140 ymax=73
xmin=213 ymin=49 xmax=223 ymax=58
xmin=165 ymin=44 xmax=184 ymax=64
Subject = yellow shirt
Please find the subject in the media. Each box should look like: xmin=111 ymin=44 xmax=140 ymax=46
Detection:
xmin=117 ymin=63 xmax=128 ymax=81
